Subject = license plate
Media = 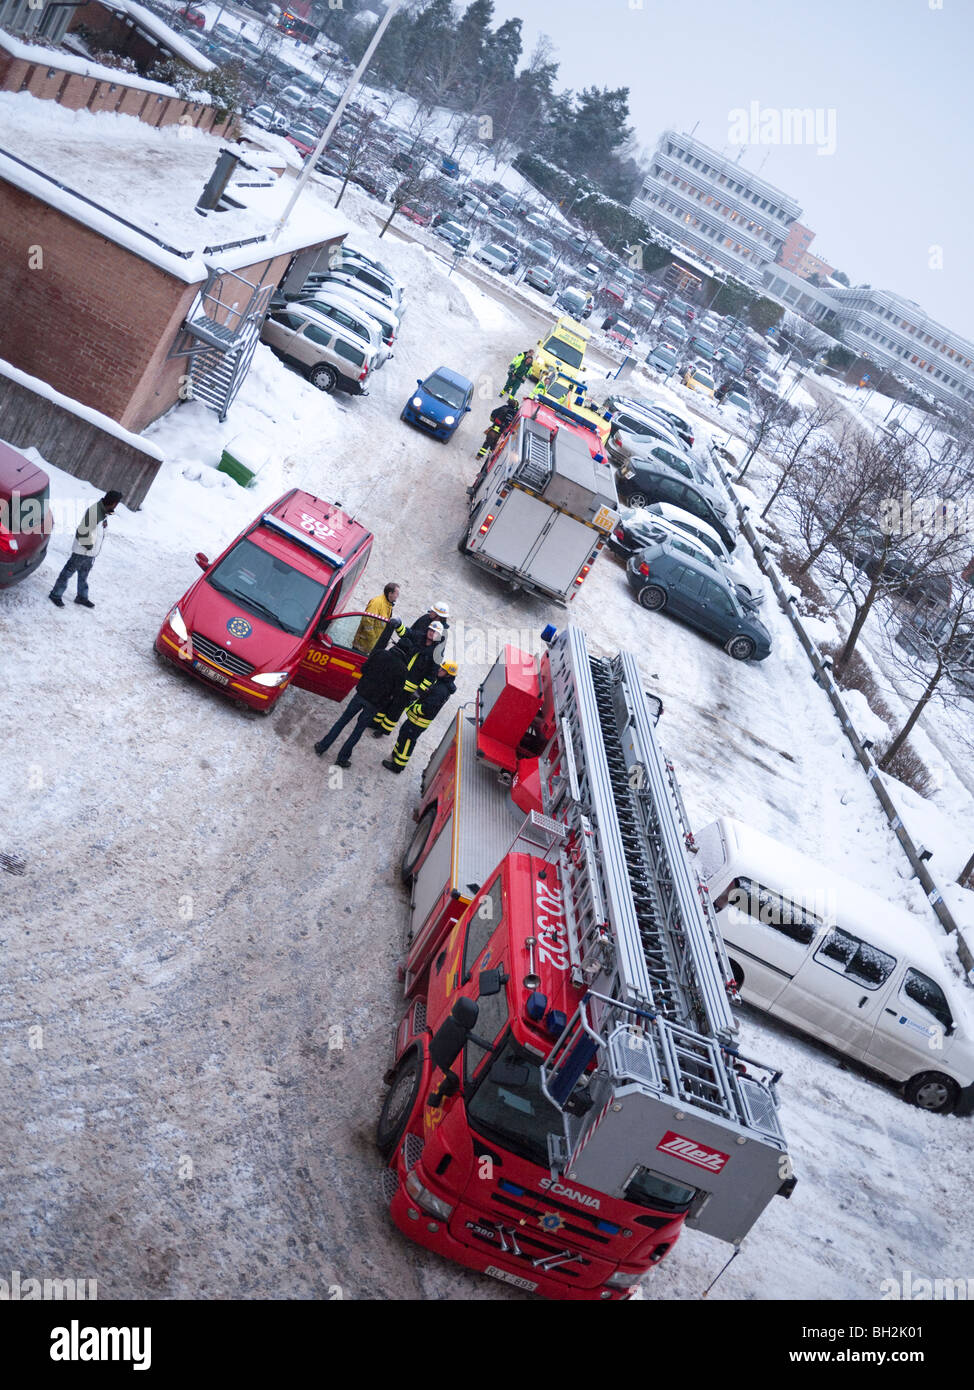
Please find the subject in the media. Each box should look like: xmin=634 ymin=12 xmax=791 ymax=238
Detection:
xmin=420 ymin=415 xmax=437 ymax=428
xmin=194 ymin=660 xmax=228 ymax=686
xmin=484 ymin=1265 xmax=538 ymax=1292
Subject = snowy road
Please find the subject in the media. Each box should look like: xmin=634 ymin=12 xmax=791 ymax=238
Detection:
xmin=2 ymin=189 xmax=972 ymax=1300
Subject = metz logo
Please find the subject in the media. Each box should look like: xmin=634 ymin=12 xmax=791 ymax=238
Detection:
xmin=657 ymin=1131 xmax=729 ymax=1173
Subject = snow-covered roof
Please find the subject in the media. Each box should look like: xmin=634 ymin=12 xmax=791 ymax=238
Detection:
xmin=0 ymin=30 xmax=186 ymax=98
xmin=98 ymin=0 xmax=217 ymax=73
xmin=0 ymin=92 xmax=350 ymax=284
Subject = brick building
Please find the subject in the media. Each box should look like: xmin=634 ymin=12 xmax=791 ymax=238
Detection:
xmin=0 ymin=91 xmax=348 ymax=432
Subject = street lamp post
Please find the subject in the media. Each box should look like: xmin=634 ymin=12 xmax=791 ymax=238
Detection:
xmin=273 ymin=0 xmax=402 ymax=239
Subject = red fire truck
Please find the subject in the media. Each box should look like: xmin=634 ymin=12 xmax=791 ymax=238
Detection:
xmin=377 ymin=626 xmax=795 ymax=1299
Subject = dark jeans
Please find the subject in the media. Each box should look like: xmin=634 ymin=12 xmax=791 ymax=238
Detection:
xmin=51 ymin=554 xmax=94 ymax=600
xmin=318 ymin=692 xmax=378 ymax=761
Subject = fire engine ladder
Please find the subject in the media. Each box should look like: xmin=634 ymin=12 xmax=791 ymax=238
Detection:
xmin=538 ymin=628 xmax=783 ymax=1159
xmin=167 ymin=267 xmax=275 ymax=421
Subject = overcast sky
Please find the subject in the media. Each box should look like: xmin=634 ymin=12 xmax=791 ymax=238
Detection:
xmin=486 ymin=0 xmax=974 ymax=340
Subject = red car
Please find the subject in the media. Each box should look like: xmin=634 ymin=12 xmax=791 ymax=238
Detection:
xmin=0 ymin=440 xmax=52 ymax=589
xmin=154 ymin=489 xmax=384 ymax=713
xmin=399 ymin=201 xmax=433 ymax=226
xmin=177 ymin=6 xmax=205 ymax=28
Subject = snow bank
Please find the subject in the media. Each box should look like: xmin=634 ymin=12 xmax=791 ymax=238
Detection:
xmin=0 ymin=356 xmax=164 ymax=459
xmin=0 ymin=31 xmax=187 ymax=96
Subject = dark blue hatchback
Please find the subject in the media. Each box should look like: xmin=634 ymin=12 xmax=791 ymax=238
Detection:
xmin=401 ymin=366 xmax=473 ymax=441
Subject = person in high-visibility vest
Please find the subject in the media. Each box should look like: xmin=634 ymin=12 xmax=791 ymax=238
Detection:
xmin=381 ymin=662 xmax=458 ymax=773
xmin=475 ymin=397 xmax=518 ymax=460
xmin=501 ymin=349 xmax=533 ymax=398
xmin=370 ymin=621 xmax=443 ymax=735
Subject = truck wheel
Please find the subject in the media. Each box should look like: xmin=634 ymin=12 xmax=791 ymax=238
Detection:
xmin=728 ymin=958 xmax=744 ymax=989
xmin=904 ymin=1071 xmax=959 ymax=1114
xmin=401 ymin=805 xmax=436 ymax=884
xmin=457 ymin=531 xmax=469 ymax=553
xmin=638 ymin=585 xmax=666 ymax=611
xmin=727 ymin=635 xmax=756 ymax=661
xmin=377 ymin=1050 xmax=422 ymax=1158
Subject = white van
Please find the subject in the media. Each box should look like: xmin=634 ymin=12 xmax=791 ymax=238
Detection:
xmin=695 ymin=816 xmax=974 ymax=1115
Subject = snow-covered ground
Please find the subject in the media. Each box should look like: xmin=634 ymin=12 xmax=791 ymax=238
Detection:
xmin=2 ymin=180 xmax=973 ymax=1302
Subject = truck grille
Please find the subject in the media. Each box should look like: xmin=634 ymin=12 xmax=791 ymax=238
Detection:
xmin=191 ymin=632 xmax=255 ymax=678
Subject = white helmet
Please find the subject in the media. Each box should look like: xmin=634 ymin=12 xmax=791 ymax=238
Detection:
xmin=431 ymin=602 xmax=450 ymax=619
xmin=428 ymin=620 xmax=445 ymax=637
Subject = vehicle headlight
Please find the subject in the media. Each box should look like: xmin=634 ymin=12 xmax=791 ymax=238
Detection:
xmin=412 ymin=396 xmax=423 ymax=409
xmin=405 ymin=1169 xmax=454 ymax=1221
xmin=604 ymin=1269 xmax=641 ymax=1292
xmin=167 ymin=605 xmax=189 ymax=643
xmin=252 ymin=671 xmax=290 ymax=688
xmin=443 ymin=415 xmax=456 ymax=426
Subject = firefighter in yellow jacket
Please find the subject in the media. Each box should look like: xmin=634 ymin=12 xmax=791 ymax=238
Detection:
xmin=382 ymin=661 xmax=458 ymax=773
xmin=352 ymin=581 xmax=403 ymax=653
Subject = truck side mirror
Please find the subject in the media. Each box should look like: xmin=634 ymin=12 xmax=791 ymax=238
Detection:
xmin=429 ymin=996 xmax=478 ymax=1074
xmin=195 ymin=552 xmax=209 ymax=570
xmin=478 ymin=967 xmax=506 ymax=997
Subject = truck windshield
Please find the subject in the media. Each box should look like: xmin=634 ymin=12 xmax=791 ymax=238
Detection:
xmin=544 ymin=335 xmax=583 ymax=370
xmin=466 ymin=1035 xmax=563 ymax=1170
xmin=206 ymin=538 xmax=327 ymax=637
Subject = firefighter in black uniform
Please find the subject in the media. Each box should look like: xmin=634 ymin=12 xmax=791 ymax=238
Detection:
xmin=475 ymin=397 xmax=518 ymax=460
xmin=382 ymin=661 xmax=458 ymax=773
xmin=313 ymin=642 xmax=409 ymax=768
xmin=370 ymin=620 xmax=444 ymax=736
xmin=400 ymin=601 xmax=450 ymax=655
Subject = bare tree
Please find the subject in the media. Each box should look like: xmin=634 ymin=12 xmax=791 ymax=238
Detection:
xmin=760 ymin=399 xmax=841 ymax=520
xmin=735 ymin=387 xmax=800 ymax=482
xmin=879 ymin=582 xmax=974 ymax=768
xmin=331 ymin=111 xmax=381 ymax=208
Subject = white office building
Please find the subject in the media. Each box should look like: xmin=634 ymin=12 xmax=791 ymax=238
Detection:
xmin=631 ymin=130 xmax=802 ymax=287
xmin=825 ymin=287 xmax=974 ymax=411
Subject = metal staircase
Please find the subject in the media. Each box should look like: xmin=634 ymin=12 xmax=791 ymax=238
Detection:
xmin=167 ymin=267 xmax=275 ymax=421
xmin=536 ymin=629 xmax=790 ymax=1244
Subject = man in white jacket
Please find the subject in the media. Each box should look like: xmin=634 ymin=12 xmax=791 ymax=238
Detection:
xmin=49 ymin=490 xmax=123 ymax=609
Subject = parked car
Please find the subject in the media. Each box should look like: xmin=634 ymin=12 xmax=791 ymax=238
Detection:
xmin=722 ymin=390 xmax=751 ymax=431
xmin=659 ymin=315 xmax=687 ymax=344
xmin=489 ymin=212 xmax=519 ymax=239
xmin=606 ymin=319 xmax=637 ymax=350
xmin=260 ymin=303 xmax=376 ymax=394
xmin=433 ymin=220 xmax=472 ymax=252
xmin=626 ymin=538 xmax=771 ymax=660
xmin=523 ymin=210 xmax=548 ymax=231
xmin=399 ymin=200 xmax=434 ymax=226
xmin=523 ymin=265 xmax=556 ymax=294
xmin=294 ymin=290 xmax=392 ymax=367
xmin=554 ymin=285 xmax=593 ymax=319
xmin=613 ymin=466 xmax=737 ymax=552
xmin=608 ymin=504 xmax=763 ymax=605
xmin=646 ymin=342 xmax=679 ymax=376
xmin=642 ymin=404 xmax=694 ymax=449
xmin=315 ymin=259 xmax=403 ymax=313
xmin=615 ymin=443 xmax=726 ymax=514
xmin=287 ymin=122 xmax=319 ymax=156
xmin=247 ymin=104 xmax=289 ymax=133
xmin=401 ymin=366 xmax=473 ymax=441
xmin=683 ymin=363 xmax=717 ymax=398
xmin=303 ymin=281 xmax=399 ymax=349
xmin=177 ymin=5 xmax=205 ymax=27
xmin=525 ymin=237 xmax=554 ymax=263
xmin=277 ymin=84 xmax=310 ymax=110
xmin=632 ymin=295 xmax=660 ymax=319
xmin=601 ymin=280 xmax=628 ymax=307
xmin=473 ymin=241 xmax=516 ymax=274
xmin=605 ymin=405 xmax=684 ymax=460
xmin=0 ymin=441 xmax=51 ymax=589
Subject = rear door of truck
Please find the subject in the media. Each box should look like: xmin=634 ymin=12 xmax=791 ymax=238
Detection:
xmin=521 ymin=512 xmax=596 ymax=595
xmin=472 ymin=488 xmax=550 ymax=573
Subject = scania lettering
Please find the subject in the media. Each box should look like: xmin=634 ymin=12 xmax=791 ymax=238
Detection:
xmin=377 ymin=627 xmax=795 ymax=1299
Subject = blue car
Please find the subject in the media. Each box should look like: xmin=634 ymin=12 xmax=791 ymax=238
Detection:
xmin=401 ymin=366 xmax=473 ymax=441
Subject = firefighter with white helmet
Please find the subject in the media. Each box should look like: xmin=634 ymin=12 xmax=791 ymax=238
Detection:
xmin=371 ymin=621 xmax=444 ymax=736
xmin=382 ymin=660 xmax=459 ymax=773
